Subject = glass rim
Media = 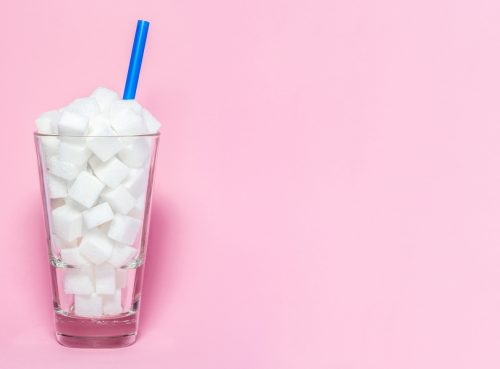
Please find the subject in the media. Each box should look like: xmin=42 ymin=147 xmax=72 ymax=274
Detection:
xmin=34 ymin=132 xmax=160 ymax=138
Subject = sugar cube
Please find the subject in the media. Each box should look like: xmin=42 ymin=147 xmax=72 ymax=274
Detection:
xmin=90 ymin=87 xmax=119 ymax=112
xmin=40 ymin=136 xmax=60 ymax=158
xmin=82 ymin=202 xmax=114 ymax=229
xmin=68 ymin=171 xmax=105 ymax=208
xmin=47 ymin=173 xmax=67 ymax=199
xmin=36 ymin=110 xmax=60 ymax=134
xmin=88 ymin=114 xmax=112 ymax=132
xmin=52 ymin=234 xmax=78 ymax=250
xmin=109 ymin=100 xmax=142 ymax=120
xmin=58 ymin=111 xmax=89 ymax=136
xmin=108 ymin=244 xmax=136 ymax=268
xmin=60 ymin=248 xmax=90 ymax=267
xmin=66 ymin=97 xmax=100 ymax=119
xmin=103 ymin=289 xmax=122 ymax=315
xmin=129 ymin=193 xmax=146 ymax=219
xmin=91 ymin=157 xmax=129 ymax=188
xmin=59 ymin=138 xmax=88 ymax=147
xmin=108 ymin=214 xmax=142 ymax=245
xmin=64 ymin=197 xmax=87 ymax=212
xmin=87 ymin=126 xmax=123 ymax=161
xmin=74 ymin=293 xmax=103 ymax=317
xmin=101 ymin=186 xmax=136 ymax=214
xmin=98 ymin=220 xmax=112 ymax=234
xmin=111 ymin=110 xmax=147 ymax=135
xmin=88 ymin=155 xmax=102 ymax=170
xmin=48 ymin=156 xmax=80 ymax=180
xmin=122 ymin=168 xmax=148 ymax=197
xmin=58 ymin=141 xmax=91 ymax=166
xmin=95 ymin=263 xmax=116 ymax=295
xmin=79 ymin=229 xmax=114 ymax=264
xmin=64 ymin=269 xmax=94 ymax=295
xmin=52 ymin=204 xmax=82 ymax=242
xmin=142 ymin=108 xmax=161 ymax=133
xmin=118 ymin=138 xmax=150 ymax=168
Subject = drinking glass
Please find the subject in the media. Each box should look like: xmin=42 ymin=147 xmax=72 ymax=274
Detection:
xmin=34 ymin=133 xmax=160 ymax=348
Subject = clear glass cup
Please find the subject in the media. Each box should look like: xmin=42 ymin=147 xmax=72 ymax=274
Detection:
xmin=34 ymin=133 xmax=160 ymax=348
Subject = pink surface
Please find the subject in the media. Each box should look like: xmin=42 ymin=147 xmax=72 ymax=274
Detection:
xmin=2 ymin=0 xmax=500 ymax=367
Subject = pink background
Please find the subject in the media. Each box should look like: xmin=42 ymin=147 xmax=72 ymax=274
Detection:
xmin=2 ymin=0 xmax=500 ymax=367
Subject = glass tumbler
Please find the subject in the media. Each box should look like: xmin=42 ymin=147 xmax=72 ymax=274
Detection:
xmin=34 ymin=133 xmax=160 ymax=348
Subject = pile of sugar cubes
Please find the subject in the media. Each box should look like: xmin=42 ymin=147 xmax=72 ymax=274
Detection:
xmin=36 ymin=87 xmax=160 ymax=317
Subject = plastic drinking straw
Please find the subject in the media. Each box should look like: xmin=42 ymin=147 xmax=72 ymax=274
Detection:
xmin=123 ymin=20 xmax=150 ymax=100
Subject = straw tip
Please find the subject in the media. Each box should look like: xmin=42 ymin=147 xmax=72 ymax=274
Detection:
xmin=138 ymin=19 xmax=150 ymax=26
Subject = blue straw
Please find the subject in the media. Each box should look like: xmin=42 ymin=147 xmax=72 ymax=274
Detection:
xmin=123 ymin=20 xmax=150 ymax=100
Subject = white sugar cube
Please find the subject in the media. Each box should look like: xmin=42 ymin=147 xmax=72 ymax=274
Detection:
xmin=101 ymin=186 xmax=136 ymax=214
xmin=103 ymin=289 xmax=122 ymax=315
xmin=88 ymin=154 xmax=102 ymax=170
xmin=66 ymin=97 xmax=100 ymax=119
xmin=109 ymin=100 xmax=142 ymax=119
xmin=98 ymin=220 xmax=112 ymax=234
xmin=118 ymin=139 xmax=150 ymax=168
xmin=123 ymin=168 xmax=148 ymax=197
xmin=36 ymin=110 xmax=60 ymax=134
xmin=60 ymin=248 xmax=90 ymax=266
xmin=95 ymin=263 xmax=116 ymax=295
xmin=142 ymin=108 xmax=161 ymax=133
xmin=111 ymin=110 xmax=147 ymax=135
xmin=108 ymin=245 xmax=136 ymax=268
xmin=58 ymin=141 xmax=91 ymax=166
xmin=87 ymin=126 xmax=123 ymax=161
xmin=48 ymin=156 xmax=80 ymax=180
xmin=59 ymin=137 xmax=87 ymax=147
xmin=64 ymin=197 xmax=87 ymax=212
xmin=108 ymin=214 xmax=142 ymax=245
xmin=47 ymin=174 xmax=67 ymax=199
xmin=82 ymin=202 xmax=114 ymax=229
xmin=52 ymin=234 xmax=78 ymax=250
xmin=79 ymin=228 xmax=113 ymax=264
xmin=91 ymin=156 xmax=129 ymax=188
xmin=40 ymin=136 xmax=60 ymax=158
xmin=88 ymin=114 xmax=112 ymax=132
xmin=58 ymin=111 xmax=89 ymax=136
xmin=90 ymin=87 xmax=119 ymax=112
xmin=64 ymin=269 xmax=94 ymax=295
xmin=74 ymin=293 xmax=103 ymax=317
xmin=129 ymin=100 xmax=143 ymax=113
xmin=129 ymin=193 xmax=146 ymax=219
xmin=52 ymin=204 xmax=82 ymax=242
xmin=68 ymin=171 xmax=105 ymax=208
xmin=116 ymin=269 xmax=128 ymax=288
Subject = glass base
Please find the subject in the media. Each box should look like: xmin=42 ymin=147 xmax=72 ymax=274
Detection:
xmin=56 ymin=332 xmax=137 ymax=348
xmin=55 ymin=311 xmax=139 ymax=348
